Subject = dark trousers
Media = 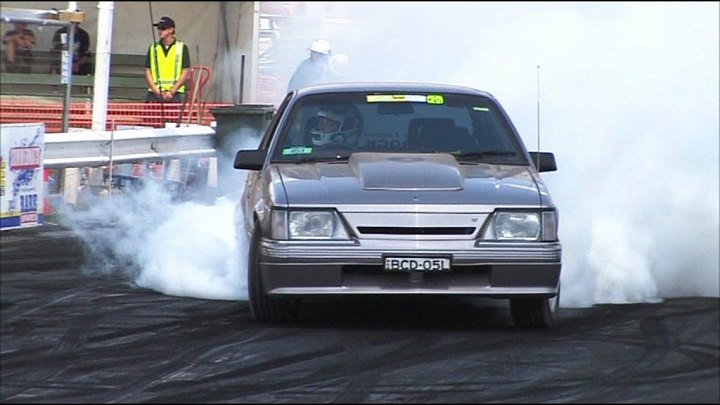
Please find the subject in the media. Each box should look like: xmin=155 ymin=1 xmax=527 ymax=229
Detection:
xmin=4 ymin=50 xmax=33 ymax=73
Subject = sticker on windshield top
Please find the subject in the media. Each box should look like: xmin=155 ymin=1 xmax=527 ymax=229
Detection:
xmin=366 ymin=94 xmax=445 ymax=104
xmin=473 ymin=106 xmax=489 ymax=111
xmin=367 ymin=94 xmax=427 ymax=103
xmin=426 ymin=95 xmax=444 ymax=104
xmin=282 ymin=147 xmax=313 ymax=155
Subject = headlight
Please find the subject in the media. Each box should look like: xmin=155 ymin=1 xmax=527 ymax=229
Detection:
xmin=271 ymin=209 xmax=350 ymax=240
xmin=481 ymin=210 xmax=557 ymax=241
xmin=494 ymin=212 xmax=540 ymax=240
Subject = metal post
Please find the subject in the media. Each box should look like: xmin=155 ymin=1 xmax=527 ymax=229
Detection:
xmin=61 ymin=2 xmax=81 ymax=207
xmin=107 ymin=120 xmax=115 ymax=198
xmin=61 ymin=22 xmax=76 ymax=133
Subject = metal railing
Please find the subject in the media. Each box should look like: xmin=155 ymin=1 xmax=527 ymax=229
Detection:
xmin=43 ymin=125 xmax=217 ymax=169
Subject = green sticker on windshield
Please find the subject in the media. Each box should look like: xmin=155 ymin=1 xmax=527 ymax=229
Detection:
xmin=282 ymin=147 xmax=313 ymax=155
xmin=427 ymin=94 xmax=444 ymax=104
xmin=473 ymin=106 xmax=489 ymax=111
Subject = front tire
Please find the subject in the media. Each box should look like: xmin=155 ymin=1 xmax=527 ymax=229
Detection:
xmin=510 ymin=284 xmax=560 ymax=328
xmin=247 ymin=226 xmax=298 ymax=322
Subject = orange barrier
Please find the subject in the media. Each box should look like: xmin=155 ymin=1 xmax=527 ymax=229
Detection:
xmin=0 ymin=100 xmax=233 ymax=133
xmin=188 ymin=66 xmax=212 ymax=105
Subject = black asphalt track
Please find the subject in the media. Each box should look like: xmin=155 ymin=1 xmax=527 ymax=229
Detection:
xmin=1 ymin=224 xmax=718 ymax=403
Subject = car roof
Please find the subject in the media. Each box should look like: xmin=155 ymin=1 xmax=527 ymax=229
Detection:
xmin=294 ymin=82 xmax=495 ymax=98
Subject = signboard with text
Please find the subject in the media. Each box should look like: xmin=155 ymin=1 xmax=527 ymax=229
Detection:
xmin=1 ymin=123 xmax=45 ymax=231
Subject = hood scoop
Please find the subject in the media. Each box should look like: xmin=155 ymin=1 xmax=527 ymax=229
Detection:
xmin=350 ymin=152 xmax=463 ymax=191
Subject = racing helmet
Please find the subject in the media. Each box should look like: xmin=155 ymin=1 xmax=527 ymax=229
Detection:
xmin=309 ymin=104 xmax=362 ymax=147
xmin=309 ymin=38 xmax=332 ymax=55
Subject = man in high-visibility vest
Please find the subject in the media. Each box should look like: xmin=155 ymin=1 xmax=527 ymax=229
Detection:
xmin=144 ymin=16 xmax=191 ymax=102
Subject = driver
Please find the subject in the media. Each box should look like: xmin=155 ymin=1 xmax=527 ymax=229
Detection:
xmin=308 ymin=103 xmax=362 ymax=147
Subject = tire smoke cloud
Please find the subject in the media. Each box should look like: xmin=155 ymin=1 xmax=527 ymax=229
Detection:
xmin=60 ymin=2 xmax=718 ymax=308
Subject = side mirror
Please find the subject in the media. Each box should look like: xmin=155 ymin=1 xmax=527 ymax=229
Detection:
xmin=528 ymin=152 xmax=557 ymax=172
xmin=233 ymin=150 xmax=267 ymax=171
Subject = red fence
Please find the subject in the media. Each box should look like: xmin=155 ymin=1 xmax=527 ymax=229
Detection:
xmin=0 ymin=100 xmax=234 ymax=133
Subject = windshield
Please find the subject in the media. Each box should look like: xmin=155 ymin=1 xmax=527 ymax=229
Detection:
xmin=271 ymin=92 xmax=525 ymax=164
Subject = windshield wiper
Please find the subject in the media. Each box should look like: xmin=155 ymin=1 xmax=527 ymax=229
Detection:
xmin=291 ymin=154 xmax=350 ymax=164
xmin=453 ymin=151 xmax=517 ymax=162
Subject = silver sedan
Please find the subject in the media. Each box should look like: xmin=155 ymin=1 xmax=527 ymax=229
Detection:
xmin=234 ymin=82 xmax=562 ymax=327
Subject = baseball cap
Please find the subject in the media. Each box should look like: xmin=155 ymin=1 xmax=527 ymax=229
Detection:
xmin=153 ymin=16 xmax=175 ymax=29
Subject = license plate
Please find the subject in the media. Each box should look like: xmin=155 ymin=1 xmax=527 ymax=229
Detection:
xmin=384 ymin=257 xmax=451 ymax=272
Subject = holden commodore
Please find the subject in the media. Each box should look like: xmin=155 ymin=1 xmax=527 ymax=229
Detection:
xmin=233 ymin=82 xmax=562 ymax=327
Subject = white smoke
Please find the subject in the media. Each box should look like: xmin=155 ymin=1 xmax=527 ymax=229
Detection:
xmin=324 ymin=1 xmax=720 ymax=307
xmin=133 ymin=195 xmax=244 ymax=300
xmin=59 ymin=129 xmax=258 ymax=301
xmin=60 ymin=2 xmax=718 ymax=308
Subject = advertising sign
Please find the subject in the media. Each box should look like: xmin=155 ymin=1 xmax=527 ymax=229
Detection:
xmin=1 ymin=123 xmax=45 ymax=231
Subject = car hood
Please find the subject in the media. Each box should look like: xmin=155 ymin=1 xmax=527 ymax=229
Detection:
xmin=275 ymin=152 xmax=544 ymax=207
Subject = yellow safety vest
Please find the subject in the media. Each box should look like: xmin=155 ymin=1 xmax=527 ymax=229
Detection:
xmin=148 ymin=40 xmax=186 ymax=93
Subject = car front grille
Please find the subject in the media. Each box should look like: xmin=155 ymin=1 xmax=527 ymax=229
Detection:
xmin=356 ymin=226 xmax=476 ymax=235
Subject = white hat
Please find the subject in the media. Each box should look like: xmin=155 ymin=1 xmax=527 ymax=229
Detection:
xmin=309 ymin=38 xmax=331 ymax=55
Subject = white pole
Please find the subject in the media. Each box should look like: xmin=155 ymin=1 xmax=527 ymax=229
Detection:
xmin=92 ymin=1 xmax=114 ymax=131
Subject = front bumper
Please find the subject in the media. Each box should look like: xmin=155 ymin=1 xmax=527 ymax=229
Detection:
xmin=259 ymin=237 xmax=562 ymax=297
